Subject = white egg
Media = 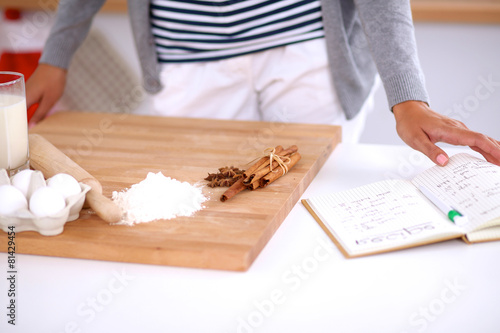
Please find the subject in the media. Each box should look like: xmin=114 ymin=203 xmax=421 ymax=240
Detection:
xmin=47 ymin=173 xmax=81 ymax=199
xmin=0 ymin=185 xmax=28 ymax=215
xmin=11 ymin=169 xmax=35 ymax=198
xmin=29 ymin=186 xmax=66 ymax=217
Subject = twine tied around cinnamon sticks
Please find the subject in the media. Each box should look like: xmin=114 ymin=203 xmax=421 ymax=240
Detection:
xmin=220 ymin=145 xmax=301 ymax=202
xmin=264 ymin=147 xmax=291 ymax=175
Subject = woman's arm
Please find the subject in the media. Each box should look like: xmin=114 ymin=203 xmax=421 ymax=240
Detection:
xmin=27 ymin=0 xmax=107 ymax=123
xmin=354 ymin=0 xmax=500 ymax=166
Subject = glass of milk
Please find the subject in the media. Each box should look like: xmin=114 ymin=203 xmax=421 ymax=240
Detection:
xmin=0 ymin=72 xmax=29 ymax=176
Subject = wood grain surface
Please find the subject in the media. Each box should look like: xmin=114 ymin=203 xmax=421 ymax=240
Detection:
xmin=0 ymin=0 xmax=127 ymax=13
xmin=411 ymin=0 xmax=500 ymax=24
xmin=0 ymin=112 xmax=340 ymax=271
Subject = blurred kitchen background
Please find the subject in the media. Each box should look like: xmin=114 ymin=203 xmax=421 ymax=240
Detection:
xmin=0 ymin=0 xmax=499 ymax=145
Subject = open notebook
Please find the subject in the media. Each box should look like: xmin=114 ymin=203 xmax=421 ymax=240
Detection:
xmin=302 ymin=153 xmax=500 ymax=258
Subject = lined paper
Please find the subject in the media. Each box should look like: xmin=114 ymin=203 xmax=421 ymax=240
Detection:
xmin=304 ymin=153 xmax=500 ymax=256
xmin=307 ymin=179 xmax=462 ymax=256
xmin=412 ymin=153 xmax=500 ymax=233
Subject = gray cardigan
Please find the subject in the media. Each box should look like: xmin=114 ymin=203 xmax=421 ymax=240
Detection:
xmin=40 ymin=0 xmax=429 ymax=119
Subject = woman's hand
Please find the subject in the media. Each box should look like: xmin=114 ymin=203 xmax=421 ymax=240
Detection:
xmin=393 ymin=100 xmax=500 ymax=166
xmin=26 ymin=63 xmax=67 ymax=124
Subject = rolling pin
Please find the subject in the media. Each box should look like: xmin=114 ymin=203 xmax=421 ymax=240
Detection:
xmin=28 ymin=133 xmax=122 ymax=224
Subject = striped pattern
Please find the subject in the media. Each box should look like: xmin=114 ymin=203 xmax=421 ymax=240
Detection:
xmin=150 ymin=0 xmax=324 ymax=63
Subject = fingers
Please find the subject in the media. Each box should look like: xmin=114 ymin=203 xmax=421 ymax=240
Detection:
xmin=393 ymin=100 xmax=500 ymax=167
xmin=29 ymin=98 xmax=51 ymax=124
xmin=393 ymin=101 xmax=449 ymax=166
xmin=418 ymin=144 xmax=450 ymax=167
xmin=25 ymin=87 xmax=39 ymax=111
xmin=25 ymin=64 xmax=67 ymax=125
xmin=469 ymin=137 xmax=500 ymax=165
xmin=26 ymin=90 xmax=47 ymax=125
xmin=26 ymin=82 xmax=43 ymax=124
xmin=403 ymin=123 xmax=450 ymax=166
xmin=437 ymin=126 xmax=500 ymax=165
xmin=472 ymin=136 xmax=500 ymax=164
xmin=418 ymin=126 xmax=500 ymax=167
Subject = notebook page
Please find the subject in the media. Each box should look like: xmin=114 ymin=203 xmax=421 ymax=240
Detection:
xmin=465 ymin=226 xmax=500 ymax=243
xmin=411 ymin=153 xmax=500 ymax=233
xmin=305 ymin=179 xmax=462 ymax=256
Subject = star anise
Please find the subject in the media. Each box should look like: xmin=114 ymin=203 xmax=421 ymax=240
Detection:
xmin=204 ymin=166 xmax=245 ymax=187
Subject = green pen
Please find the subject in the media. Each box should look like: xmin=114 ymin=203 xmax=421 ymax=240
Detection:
xmin=418 ymin=185 xmax=466 ymax=224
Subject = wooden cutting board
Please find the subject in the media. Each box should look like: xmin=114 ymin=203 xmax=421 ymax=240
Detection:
xmin=1 ymin=111 xmax=340 ymax=271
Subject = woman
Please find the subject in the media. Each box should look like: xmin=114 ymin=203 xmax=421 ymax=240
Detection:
xmin=26 ymin=0 xmax=500 ymax=166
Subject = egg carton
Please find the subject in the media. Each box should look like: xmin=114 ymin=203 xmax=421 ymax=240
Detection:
xmin=0 ymin=169 xmax=91 ymax=236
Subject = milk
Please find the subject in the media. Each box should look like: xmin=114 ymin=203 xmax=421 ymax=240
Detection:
xmin=0 ymin=94 xmax=28 ymax=171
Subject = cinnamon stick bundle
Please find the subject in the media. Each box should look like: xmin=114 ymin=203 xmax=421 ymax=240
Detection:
xmin=219 ymin=145 xmax=301 ymax=202
xmin=260 ymin=152 xmax=301 ymax=187
xmin=242 ymin=145 xmax=284 ymax=179
xmin=243 ymin=145 xmax=297 ymax=185
xmin=220 ymin=178 xmax=246 ymax=202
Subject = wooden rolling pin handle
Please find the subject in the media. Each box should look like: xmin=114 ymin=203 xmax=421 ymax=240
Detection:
xmin=79 ymin=177 xmax=102 ymax=209
xmin=79 ymin=178 xmax=123 ymax=224
xmin=28 ymin=134 xmax=122 ymax=224
xmin=85 ymin=189 xmax=123 ymax=224
xmin=80 ymin=177 xmax=103 ymax=195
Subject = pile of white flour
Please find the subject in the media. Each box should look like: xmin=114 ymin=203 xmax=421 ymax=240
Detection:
xmin=112 ymin=172 xmax=207 ymax=225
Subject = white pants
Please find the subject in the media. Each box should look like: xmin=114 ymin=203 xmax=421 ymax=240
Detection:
xmin=152 ymin=38 xmax=376 ymax=143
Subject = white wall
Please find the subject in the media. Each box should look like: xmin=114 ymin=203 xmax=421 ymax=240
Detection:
xmin=360 ymin=23 xmax=500 ymax=145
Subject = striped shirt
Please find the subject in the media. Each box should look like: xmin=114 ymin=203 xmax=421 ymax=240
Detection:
xmin=150 ymin=0 xmax=325 ymax=63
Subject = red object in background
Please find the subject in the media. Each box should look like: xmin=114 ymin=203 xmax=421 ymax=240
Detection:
xmin=0 ymin=52 xmax=41 ymax=77
xmin=4 ymin=8 xmax=21 ymax=20
xmin=0 ymin=9 xmax=42 ymax=122
xmin=0 ymin=52 xmax=41 ymax=121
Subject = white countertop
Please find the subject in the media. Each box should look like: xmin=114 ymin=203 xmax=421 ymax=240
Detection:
xmin=1 ymin=143 xmax=499 ymax=333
